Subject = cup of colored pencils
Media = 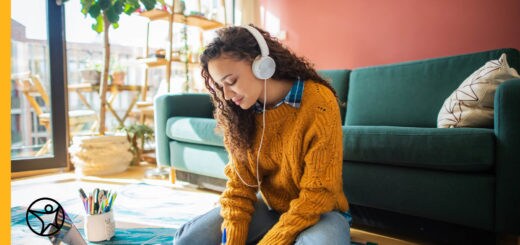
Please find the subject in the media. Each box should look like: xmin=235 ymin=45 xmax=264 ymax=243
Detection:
xmin=78 ymin=188 xmax=117 ymax=242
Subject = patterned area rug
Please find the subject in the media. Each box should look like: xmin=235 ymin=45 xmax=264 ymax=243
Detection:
xmin=11 ymin=183 xmax=220 ymax=244
xmin=12 ymin=178 xmax=380 ymax=244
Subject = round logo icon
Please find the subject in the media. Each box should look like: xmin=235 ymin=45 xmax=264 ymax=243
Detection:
xmin=26 ymin=197 xmax=65 ymax=236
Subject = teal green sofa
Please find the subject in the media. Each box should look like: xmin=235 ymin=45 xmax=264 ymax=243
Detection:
xmin=155 ymin=48 xmax=520 ymax=238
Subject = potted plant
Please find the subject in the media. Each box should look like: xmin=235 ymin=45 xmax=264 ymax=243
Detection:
xmin=80 ymin=62 xmax=102 ymax=85
xmin=118 ymin=124 xmax=154 ymax=165
xmin=110 ymin=62 xmax=126 ymax=85
xmin=65 ymin=0 xmax=161 ymax=176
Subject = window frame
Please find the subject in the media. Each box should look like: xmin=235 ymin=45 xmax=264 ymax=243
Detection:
xmin=11 ymin=0 xmax=69 ymax=172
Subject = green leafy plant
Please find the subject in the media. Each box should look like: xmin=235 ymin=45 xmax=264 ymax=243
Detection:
xmin=63 ymin=0 xmax=162 ymax=135
xmin=109 ymin=58 xmax=127 ymax=84
xmin=118 ymin=124 xmax=154 ymax=165
xmin=78 ymin=0 xmax=161 ymax=32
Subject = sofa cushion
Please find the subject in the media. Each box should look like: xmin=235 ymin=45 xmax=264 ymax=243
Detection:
xmin=438 ymin=53 xmax=520 ymax=128
xmin=343 ymin=126 xmax=495 ymax=172
xmin=346 ymin=48 xmax=520 ymax=127
xmin=170 ymin=141 xmax=228 ymax=179
xmin=166 ymin=117 xmax=224 ymax=147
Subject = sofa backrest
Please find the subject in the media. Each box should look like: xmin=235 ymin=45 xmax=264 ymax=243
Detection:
xmin=317 ymin=69 xmax=350 ymax=125
xmin=346 ymin=48 xmax=520 ymax=127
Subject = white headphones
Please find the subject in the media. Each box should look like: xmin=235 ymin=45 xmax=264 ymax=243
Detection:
xmin=242 ymin=25 xmax=276 ymax=80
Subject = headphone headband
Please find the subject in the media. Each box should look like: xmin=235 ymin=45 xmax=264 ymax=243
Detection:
xmin=242 ymin=25 xmax=269 ymax=57
xmin=241 ymin=25 xmax=276 ymax=80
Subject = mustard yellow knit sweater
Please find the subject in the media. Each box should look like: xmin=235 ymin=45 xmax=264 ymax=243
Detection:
xmin=219 ymin=80 xmax=349 ymax=245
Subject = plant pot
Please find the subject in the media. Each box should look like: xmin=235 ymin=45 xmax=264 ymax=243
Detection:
xmin=80 ymin=70 xmax=101 ymax=85
xmin=110 ymin=71 xmax=126 ymax=85
xmin=69 ymin=135 xmax=132 ymax=176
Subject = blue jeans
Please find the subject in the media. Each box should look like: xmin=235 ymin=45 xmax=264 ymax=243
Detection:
xmin=174 ymin=196 xmax=351 ymax=245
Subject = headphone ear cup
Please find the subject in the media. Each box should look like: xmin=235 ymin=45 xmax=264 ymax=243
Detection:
xmin=252 ymin=55 xmax=276 ymax=80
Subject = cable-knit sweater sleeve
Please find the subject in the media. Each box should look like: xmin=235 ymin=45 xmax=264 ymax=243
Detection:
xmin=220 ymin=154 xmax=258 ymax=245
xmin=258 ymin=94 xmax=345 ymax=245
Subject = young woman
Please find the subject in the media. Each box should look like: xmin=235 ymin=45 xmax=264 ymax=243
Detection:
xmin=174 ymin=24 xmax=351 ymax=245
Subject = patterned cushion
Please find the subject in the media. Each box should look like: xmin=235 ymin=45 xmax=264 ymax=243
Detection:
xmin=438 ymin=53 xmax=520 ymax=128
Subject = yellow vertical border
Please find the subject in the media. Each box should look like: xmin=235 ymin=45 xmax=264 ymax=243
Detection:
xmin=1 ymin=1 xmax=11 ymax=244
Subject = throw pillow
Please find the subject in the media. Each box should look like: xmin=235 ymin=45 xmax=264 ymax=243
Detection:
xmin=437 ymin=53 xmax=520 ymax=128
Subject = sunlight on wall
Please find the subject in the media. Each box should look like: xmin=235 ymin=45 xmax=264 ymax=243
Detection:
xmin=234 ymin=8 xmax=243 ymax=26
xmin=260 ymin=6 xmax=280 ymax=36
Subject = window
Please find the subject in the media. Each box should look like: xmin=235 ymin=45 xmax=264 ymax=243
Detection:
xmin=11 ymin=0 xmax=68 ymax=171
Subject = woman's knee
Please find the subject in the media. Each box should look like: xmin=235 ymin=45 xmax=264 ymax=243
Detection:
xmin=294 ymin=212 xmax=350 ymax=245
xmin=174 ymin=207 xmax=223 ymax=245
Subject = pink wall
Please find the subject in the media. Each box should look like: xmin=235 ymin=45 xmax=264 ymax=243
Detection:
xmin=259 ymin=0 xmax=520 ymax=69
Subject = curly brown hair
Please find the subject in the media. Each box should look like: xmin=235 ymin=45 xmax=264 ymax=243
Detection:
xmin=200 ymin=24 xmax=337 ymax=162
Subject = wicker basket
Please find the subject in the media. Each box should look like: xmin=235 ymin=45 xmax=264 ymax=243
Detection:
xmin=69 ymin=135 xmax=132 ymax=176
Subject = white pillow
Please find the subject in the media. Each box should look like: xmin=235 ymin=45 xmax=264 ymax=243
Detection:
xmin=437 ymin=53 xmax=520 ymax=128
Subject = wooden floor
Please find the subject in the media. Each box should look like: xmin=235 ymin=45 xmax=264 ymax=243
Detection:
xmin=15 ymin=165 xmax=517 ymax=245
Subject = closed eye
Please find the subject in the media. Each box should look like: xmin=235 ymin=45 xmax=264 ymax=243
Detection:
xmin=226 ymin=79 xmax=237 ymax=86
xmin=213 ymin=78 xmax=236 ymax=89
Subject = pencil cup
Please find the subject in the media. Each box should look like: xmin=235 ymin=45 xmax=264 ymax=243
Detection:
xmin=84 ymin=210 xmax=115 ymax=242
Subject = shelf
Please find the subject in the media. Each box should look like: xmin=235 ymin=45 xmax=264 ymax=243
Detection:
xmin=137 ymin=57 xmax=200 ymax=67
xmin=139 ymin=57 xmax=169 ymax=67
xmin=138 ymin=9 xmax=170 ymax=21
xmin=136 ymin=101 xmax=153 ymax=108
xmin=138 ymin=9 xmax=224 ymax=30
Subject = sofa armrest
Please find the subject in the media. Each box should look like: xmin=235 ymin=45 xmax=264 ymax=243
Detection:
xmin=154 ymin=93 xmax=213 ymax=167
xmin=494 ymin=78 xmax=520 ymax=234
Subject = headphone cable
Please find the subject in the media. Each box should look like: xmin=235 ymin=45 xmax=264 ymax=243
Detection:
xmin=232 ymin=78 xmax=266 ymax=190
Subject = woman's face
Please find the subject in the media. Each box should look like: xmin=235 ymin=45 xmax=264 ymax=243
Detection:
xmin=208 ymin=55 xmax=264 ymax=110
